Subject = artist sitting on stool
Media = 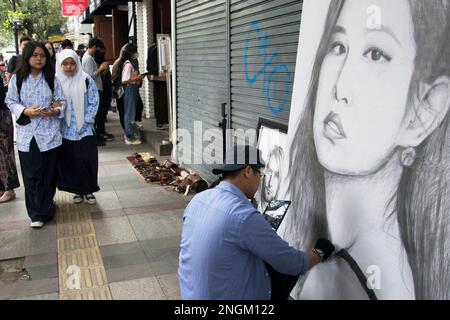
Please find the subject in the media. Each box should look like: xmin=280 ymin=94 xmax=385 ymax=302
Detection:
xmin=178 ymin=145 xmax=335 ymax=300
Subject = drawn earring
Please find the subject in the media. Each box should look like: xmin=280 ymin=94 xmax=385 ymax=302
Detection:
xmin=401 ymin=147 xmax=416 ymax=167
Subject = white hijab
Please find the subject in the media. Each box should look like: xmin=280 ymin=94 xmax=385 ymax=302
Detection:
xmin=55 ymin=49 xmax=88 ymax=130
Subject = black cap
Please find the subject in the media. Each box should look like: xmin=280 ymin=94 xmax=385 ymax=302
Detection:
xmin=212 ymin=145 xmax=265 ymax=175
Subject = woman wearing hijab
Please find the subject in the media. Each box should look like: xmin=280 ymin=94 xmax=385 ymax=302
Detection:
xmin=55 ymin=49 xmax=100 ymax=205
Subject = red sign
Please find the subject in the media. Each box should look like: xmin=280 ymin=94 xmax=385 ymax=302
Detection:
xmin=61 ymin=0 xmax=88 ymax=17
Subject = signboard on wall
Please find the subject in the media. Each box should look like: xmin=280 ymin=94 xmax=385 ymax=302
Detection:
xmin=62 ymin=0 xmax=88 ymax=17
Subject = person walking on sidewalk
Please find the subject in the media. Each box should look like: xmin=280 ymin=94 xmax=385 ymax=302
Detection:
xmin=119 ymin=44 xmax=144 ymax=145
xmin=5 ymin=41 xmax=66 ymax=228
xmin=111 ymin=44 xmax=127 ymax=130
xmin=55 ymin=49 xmax=100 ymax=205
xmin=0 ymin=76 xmax=20 ymax=203
xmin=82 ymin=37 xmax=110 ymax=146
xmin=179 ymin=145 xmax=335 ymax=300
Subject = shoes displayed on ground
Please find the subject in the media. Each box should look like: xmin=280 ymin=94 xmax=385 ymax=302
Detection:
xmin=30 ymin=221 xmax=44 ymax=228
xmin=124 ymin=137 xmax=142 ymax=145
xmin=85 ymin=194 xmax=96 ymax=205
xmin=0 ymin=190 xmax=16 ymax=203
xmin=73 ymin=194 xmax=83 ymax=204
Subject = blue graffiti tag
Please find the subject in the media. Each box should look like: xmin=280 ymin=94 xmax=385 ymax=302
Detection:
xmin=244 ymin=21 xmax=291 ymax=115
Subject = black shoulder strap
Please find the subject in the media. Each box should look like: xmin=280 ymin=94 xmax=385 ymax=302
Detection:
xmin=16 ymin=76 xmax=21 ymax=102
xmin=85 ymin=77 xmax=89 ymax=88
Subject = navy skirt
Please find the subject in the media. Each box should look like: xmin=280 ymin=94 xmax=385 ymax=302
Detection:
xmin=57 ymin=136 xmax=100 ymax=195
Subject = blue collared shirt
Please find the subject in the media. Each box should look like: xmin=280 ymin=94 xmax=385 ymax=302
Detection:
xmin=6 ymin=73 xmax=66 ymax=152
xmin=61 ymin=76 xmax=99 ymax=141
xmin=179 ymin=181 xmax=309 ymax=300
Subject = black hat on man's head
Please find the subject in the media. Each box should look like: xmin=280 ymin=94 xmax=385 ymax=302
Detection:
xmin=212 ymin=145 xmax=265 ymax=175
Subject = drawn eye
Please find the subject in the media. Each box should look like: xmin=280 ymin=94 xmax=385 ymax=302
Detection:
xmin=330 ymin=42 xmax=346 ymax=56
xmin=364 ymin=48 xmax=392 ymax=62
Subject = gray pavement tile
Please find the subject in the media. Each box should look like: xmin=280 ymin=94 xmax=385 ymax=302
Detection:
xmin=101 ymin=163 xmax=136 ymax=178
xmin=97 ymin=165 xmax=109 ymax=178
xmin=100 ymin=241 xmax=142 ymax=257
xmin=128 ymin=211 xmax=183 ymax=241
xmin=0 ymin=277 xmax=58 ymax=300
xmin=116 ymin=187 xmax=183 ymax=209
xmin=11 ymin=292 xmax=59 ymax=300
xmin=148 ymin=258 xmax=179 ymax=277
xmin=26 ymin=264 xmax=58 ymax=281
xmin=0 ymin=226 xmax=57 ymax=260
xmin=87 ymin=191 xmax=123 ymax=212
xmin=143 ymin=246 xmax=180 ymax=263
xmin=156 ymin=273 xmax=180 ymax=298
xmin=93 ymin=216 xmax=137 ymax=246
xmin=109 ymin=276 xmax=166 ymax=300
xmin=108 ymin=175 xmax=148 ymax=192
xmin=23 ymin=252 xmax=57 ymax=268
xmin=103 ymin=250 xmax=148 ymax=270
xmin=106 ymin=263 xmax=154 ymax=283
xmin=97 ymin=177 xmax=114 ymax=192
xmin=0 ymin=200 xmax=29 ymax=224
xmin=139 ymin=236 xmax=181 ymax=251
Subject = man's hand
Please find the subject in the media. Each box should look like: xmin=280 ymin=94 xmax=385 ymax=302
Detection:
xmin=99 ymin=62 xmax=110 ymax=72
xmin=313 ymin=238 xmax=335 ymax=262
xmin=23 ymin=107 xmax=42 ymax=117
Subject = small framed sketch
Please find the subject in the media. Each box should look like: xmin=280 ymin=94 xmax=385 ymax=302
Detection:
xmin=255 ymin=118 xmax=288 ymax=213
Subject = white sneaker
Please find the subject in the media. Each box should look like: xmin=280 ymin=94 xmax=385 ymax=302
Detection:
xmin=85 ymin=194 xmax=96 ymax=205
xmin=30 ymin=221 xmax=44 ymax=228
xmin=125 ymin=137 xmax=142 ymax=145
xmin=73 ymin=194 xmax=83 ymax=204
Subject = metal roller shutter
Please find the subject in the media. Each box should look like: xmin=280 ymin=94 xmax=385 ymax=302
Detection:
xmin=230 ymin=0 xmax=303 ymax=130
xmin=175 ymin=0 xmax=227 ymax=183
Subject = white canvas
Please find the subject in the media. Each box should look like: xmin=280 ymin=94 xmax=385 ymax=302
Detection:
xmin=279 ymin=0 xmax=450 ymax=300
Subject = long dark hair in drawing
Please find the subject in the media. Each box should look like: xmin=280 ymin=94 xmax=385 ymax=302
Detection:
xmin=285 ymin=0 xmax=449 ymax=299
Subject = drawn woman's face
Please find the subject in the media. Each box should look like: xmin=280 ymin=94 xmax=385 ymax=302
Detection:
xmin=313 ymin=0 xmax=417 ymax=175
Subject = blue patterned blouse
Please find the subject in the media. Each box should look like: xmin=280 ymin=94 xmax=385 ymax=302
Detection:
xmin=61 ymin=76 xmax=99 ymax=141
xmin=5 ymin=72 xmax=66 ymax=152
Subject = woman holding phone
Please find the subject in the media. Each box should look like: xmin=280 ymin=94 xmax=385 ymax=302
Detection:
xmin=6 ymin=41 xmax=66 ymax=228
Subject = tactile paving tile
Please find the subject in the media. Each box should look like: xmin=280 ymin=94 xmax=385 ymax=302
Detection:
xmin=60 ymin=287 xmax=112 ymax=300
xmin=55 ymin=191 xmax=112 ymax=300
xmin=57 ymin=220 xmax=96 ymax=238
xmin=57 ymin=210 xmax=92 ymax=224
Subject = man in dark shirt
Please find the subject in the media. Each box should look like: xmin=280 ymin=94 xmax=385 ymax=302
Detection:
xmin=6 ymin=36 xmax=31 ymax=84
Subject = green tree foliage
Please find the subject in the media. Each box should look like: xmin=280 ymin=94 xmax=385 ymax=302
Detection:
xmin=0 ymin=0 xmax=68 ymax=42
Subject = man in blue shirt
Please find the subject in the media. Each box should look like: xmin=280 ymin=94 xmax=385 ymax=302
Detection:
xmin=179 ymin=145 xmax=335 ymax=300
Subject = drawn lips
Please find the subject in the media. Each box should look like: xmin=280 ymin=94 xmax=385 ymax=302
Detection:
xmin=323 ymin=111 xmax=346 ymax=140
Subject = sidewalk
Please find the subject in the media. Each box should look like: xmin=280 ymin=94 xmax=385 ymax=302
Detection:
xmin=0 ymin=113 xmax=191 ymax=300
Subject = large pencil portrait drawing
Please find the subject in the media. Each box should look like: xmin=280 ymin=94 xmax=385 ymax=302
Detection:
xmin=281 ymin=0 xmax=450 ymax=299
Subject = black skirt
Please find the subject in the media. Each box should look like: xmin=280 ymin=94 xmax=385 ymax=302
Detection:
xmin=57 ymin=136 xmax=100 ymax=195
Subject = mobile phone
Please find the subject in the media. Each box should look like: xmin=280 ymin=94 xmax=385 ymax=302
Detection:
xmin=262 ymin=200 xmax=291 ymax=231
